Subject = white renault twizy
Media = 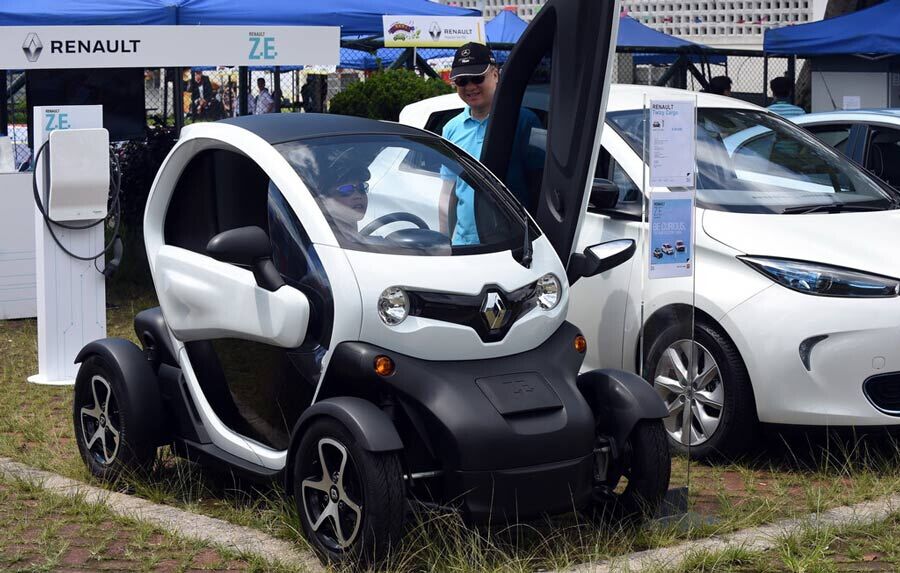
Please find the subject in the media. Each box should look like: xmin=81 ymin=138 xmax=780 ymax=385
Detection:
xmin=71 ymin=0 xmax=670 ymax=565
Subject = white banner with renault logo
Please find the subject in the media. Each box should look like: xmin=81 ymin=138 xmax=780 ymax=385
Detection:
xmin=1 ymin=26 xmax=339 ymax=70
xmin=383 ymin=16 xmax=485 ymax=47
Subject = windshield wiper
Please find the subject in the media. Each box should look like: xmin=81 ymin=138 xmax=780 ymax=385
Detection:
xmin=519 ymin=201 xmax=533 ymax=269
xmin=781 ymin=203 xmax=886 ymax=214
xmin=455 ymin=153 xmax=533 ymax=267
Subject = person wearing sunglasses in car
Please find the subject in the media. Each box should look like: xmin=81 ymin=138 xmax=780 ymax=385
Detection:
xmin=439 ymin=43 xmax=543 ymax=246
xmin=321 ymin=166 xmax=371 ymax=238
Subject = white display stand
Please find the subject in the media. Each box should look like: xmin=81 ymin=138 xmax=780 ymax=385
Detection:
xmin=0 ymin=173 xmax=37 ymax=319
xmin=28 ymin=105 xmax=106 ymax=386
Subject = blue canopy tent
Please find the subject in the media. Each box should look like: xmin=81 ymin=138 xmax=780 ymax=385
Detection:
xmin=486 ymin=10 xmax=529 ymax=44
xmin=449 ymin=13 xmax=726 ymax=66
xmin=174 ymin=0 xmax=478 ymax=36
xmin=764 ymin=0 xmax=900 ymax=56
xmin=0 ymin=0 xmax=478 ymax=36
xmin=0 ymin=0 xmax=177 ymax=25
xmin=617 ymin=16 xmax=725 ymax=65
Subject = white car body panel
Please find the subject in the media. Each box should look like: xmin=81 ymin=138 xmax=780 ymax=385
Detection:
xmin=703 ymin=209 xmax=900 ymax=278
xmin=154 ymin=245 xmax=310 ymax=347
xmin=401 ymin=84 xmax=900 ymax=428
xmin=345 ymin=234 xmax=568 ymax=361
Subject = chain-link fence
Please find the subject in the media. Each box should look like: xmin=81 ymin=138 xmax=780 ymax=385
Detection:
xmin=3 ymin=43 xmax=797 ymax=171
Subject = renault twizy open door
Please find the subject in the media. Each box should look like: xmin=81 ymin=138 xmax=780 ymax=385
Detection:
xmin=481 ymin=0 xmax=620 ymax=270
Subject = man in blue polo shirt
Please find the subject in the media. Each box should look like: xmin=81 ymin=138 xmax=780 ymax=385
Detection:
xmin=440 ymin=42 xmax=543 ymax=245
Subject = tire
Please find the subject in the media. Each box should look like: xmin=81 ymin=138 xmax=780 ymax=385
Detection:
xmin=590 ymin=419 xmax=671 ymax=524
xmin=73 ymin=355 xmax=158 ymax=481
xmin=643 ymin=319 xmax=757 ymax=461
xmin=294 ymin=418 xmax=404 ymax=566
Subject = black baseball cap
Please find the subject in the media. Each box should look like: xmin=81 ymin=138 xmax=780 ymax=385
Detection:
xmin=450 ymin=42 xmax=496 ymax=80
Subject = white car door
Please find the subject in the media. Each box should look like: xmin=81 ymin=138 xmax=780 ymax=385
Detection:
xmin=571 ymin=128 xmax=646 ymax=371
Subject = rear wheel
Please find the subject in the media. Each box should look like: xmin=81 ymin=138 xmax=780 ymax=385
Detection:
xmin=294 ymin=418 xmax=404 ymax=566
xmin=73 ymin=356 xmax=157 ymax=481
xmin=590 ymin=420 xmax=671 ymax=524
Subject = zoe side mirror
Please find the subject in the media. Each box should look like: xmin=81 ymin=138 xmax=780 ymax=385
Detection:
xmin=567 ymin=239 xmax=636 ymax=286
xmin=206 ymin=226 xmax=285 ymax=292
xmin=589 ymin=178 xmax=620 ymax=210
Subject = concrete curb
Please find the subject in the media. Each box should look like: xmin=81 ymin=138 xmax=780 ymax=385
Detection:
xmin=560 ymin=493 xmax=900 ymax=572
xmin=3 ymin=456 xmax=900 ymax=573
xmin=0 ymin=457 xmax=324 ymax=573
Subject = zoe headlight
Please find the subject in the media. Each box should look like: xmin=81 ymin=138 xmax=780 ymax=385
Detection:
xmin=739 ymin=257 xmax=900 ymax=298
xmin=378 ymin=287 xmax=409 ymax=325
xmin=536 ymin=273 xmax=562 ymax=310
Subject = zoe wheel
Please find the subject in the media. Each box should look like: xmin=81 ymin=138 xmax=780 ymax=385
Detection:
xmin=73 ymin=356 xmax=157 ymax=481
xmin=644 ymin=320 xmax=757 ymax=460
xmin=294 ymin=418 xmax=404 ymax=565
xmin=590 ymin=420 xmax=671 ymax=523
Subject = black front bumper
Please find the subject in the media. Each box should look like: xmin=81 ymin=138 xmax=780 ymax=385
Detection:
xmin=449 ymin=454 xmax=594 ymax=521
xmin=323 ymin=322 xmax=596 ymax=521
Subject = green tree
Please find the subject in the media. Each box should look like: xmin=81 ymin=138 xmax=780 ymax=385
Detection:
xmin=329 ymin=68 xmax=452 ymax=122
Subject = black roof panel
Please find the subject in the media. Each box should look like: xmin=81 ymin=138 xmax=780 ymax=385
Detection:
xmin=218 ymin=113 xmax=429 ymax=144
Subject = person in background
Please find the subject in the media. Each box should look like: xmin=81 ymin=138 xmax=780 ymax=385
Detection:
xmin=188 ymin=69 xmax=215 ymax=121
xmin=251 ymin=77 xmax=276 ymax=115
xmin=222 ymin=80 xmax=237 ymax=118
xmin=439 ymin=42 xmax=543 ymax=246
xmin=767 ymin=76 xmax=806 ymax=118
xmin=706 ymin=75 xmax=733 ymax=97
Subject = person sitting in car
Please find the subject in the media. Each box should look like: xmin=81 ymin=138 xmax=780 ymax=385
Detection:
xmin=320 ymin=166 xmax=370 ymax=237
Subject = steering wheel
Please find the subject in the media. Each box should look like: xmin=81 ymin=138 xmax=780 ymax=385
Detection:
xmin=360 ymin=211 xmax=429 ymax=237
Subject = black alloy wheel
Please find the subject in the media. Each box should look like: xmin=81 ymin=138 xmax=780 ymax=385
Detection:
xmin=294 ymin=418 xmax=404 ymax=565
xmin=73 ymin=356 xmax=157 ymax=481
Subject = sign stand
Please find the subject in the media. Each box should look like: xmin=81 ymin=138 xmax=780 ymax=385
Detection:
xmin=28 ymin=105 xmax=105 ymax=386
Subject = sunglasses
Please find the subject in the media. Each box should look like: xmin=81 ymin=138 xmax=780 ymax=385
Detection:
xmin=333 ymin=181 xmax=369 ymax=197
xmin=454 ymin=75 xmax=486 ymax=88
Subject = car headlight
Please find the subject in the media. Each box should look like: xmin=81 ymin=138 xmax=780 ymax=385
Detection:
xmin=738 ymin=256 xmax=900 ymax=298
xmin=378 ymin=287 xmax=409 ymax=325
xmin=536 ymin=273 xmax=562 ymax=310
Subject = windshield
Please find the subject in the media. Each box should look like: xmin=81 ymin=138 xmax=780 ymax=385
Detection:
xmin=607 ymin=108 xmax=897 ymax=213
xmin=275 ymin=134 xmax=536 ymax=256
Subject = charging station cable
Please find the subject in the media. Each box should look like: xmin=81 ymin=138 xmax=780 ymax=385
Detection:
xmin=31 ymin=140 xmax=124 ymax=277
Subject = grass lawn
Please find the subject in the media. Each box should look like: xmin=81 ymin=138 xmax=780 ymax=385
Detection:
xmin=2 ymin=287 xmax=900 ymax=571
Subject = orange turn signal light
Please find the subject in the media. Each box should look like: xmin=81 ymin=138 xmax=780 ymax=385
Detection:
xmin=374 ymin=355 xmax=395 ymax=377
xmin=574 ymin=335 xmax=587 ymax=354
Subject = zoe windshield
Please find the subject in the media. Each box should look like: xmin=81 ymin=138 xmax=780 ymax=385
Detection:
xmin=607 ymin=108 xmax=898 ymax=213
xmin=276 ymin=134 xmax=536 ymax=256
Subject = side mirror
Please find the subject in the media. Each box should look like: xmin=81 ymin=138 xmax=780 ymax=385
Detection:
xmin=207 ymin=226 xmax=285 ymax=292
xmin=567 ymin=238 xmax=636 ymax=286
xmin=589 ymin=178 xmax=620 ymax=210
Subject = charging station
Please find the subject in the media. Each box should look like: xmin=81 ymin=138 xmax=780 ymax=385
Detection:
xmin=28 ymin=105 xmax=107 ymax=386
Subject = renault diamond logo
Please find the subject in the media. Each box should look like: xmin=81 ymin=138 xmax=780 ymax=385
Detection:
xmin=22 ymin=33 xmax=42 ymax=63
xmin=429 ymin=21 xmax=442 ymax=40
xmin=481 ymin=291 xmax=508 ymax=331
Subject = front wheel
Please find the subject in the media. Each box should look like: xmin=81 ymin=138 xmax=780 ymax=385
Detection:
xmin=644 ymin=320 xmax=757 ymax=460
xmin=294 ymin=418 xmax=405 ymax=566
xmin=589 ymin=420 xmax=671 ymax=524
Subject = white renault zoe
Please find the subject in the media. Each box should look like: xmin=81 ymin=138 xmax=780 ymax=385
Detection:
xmin=402 ymin=84 xmax=900 ymax=460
